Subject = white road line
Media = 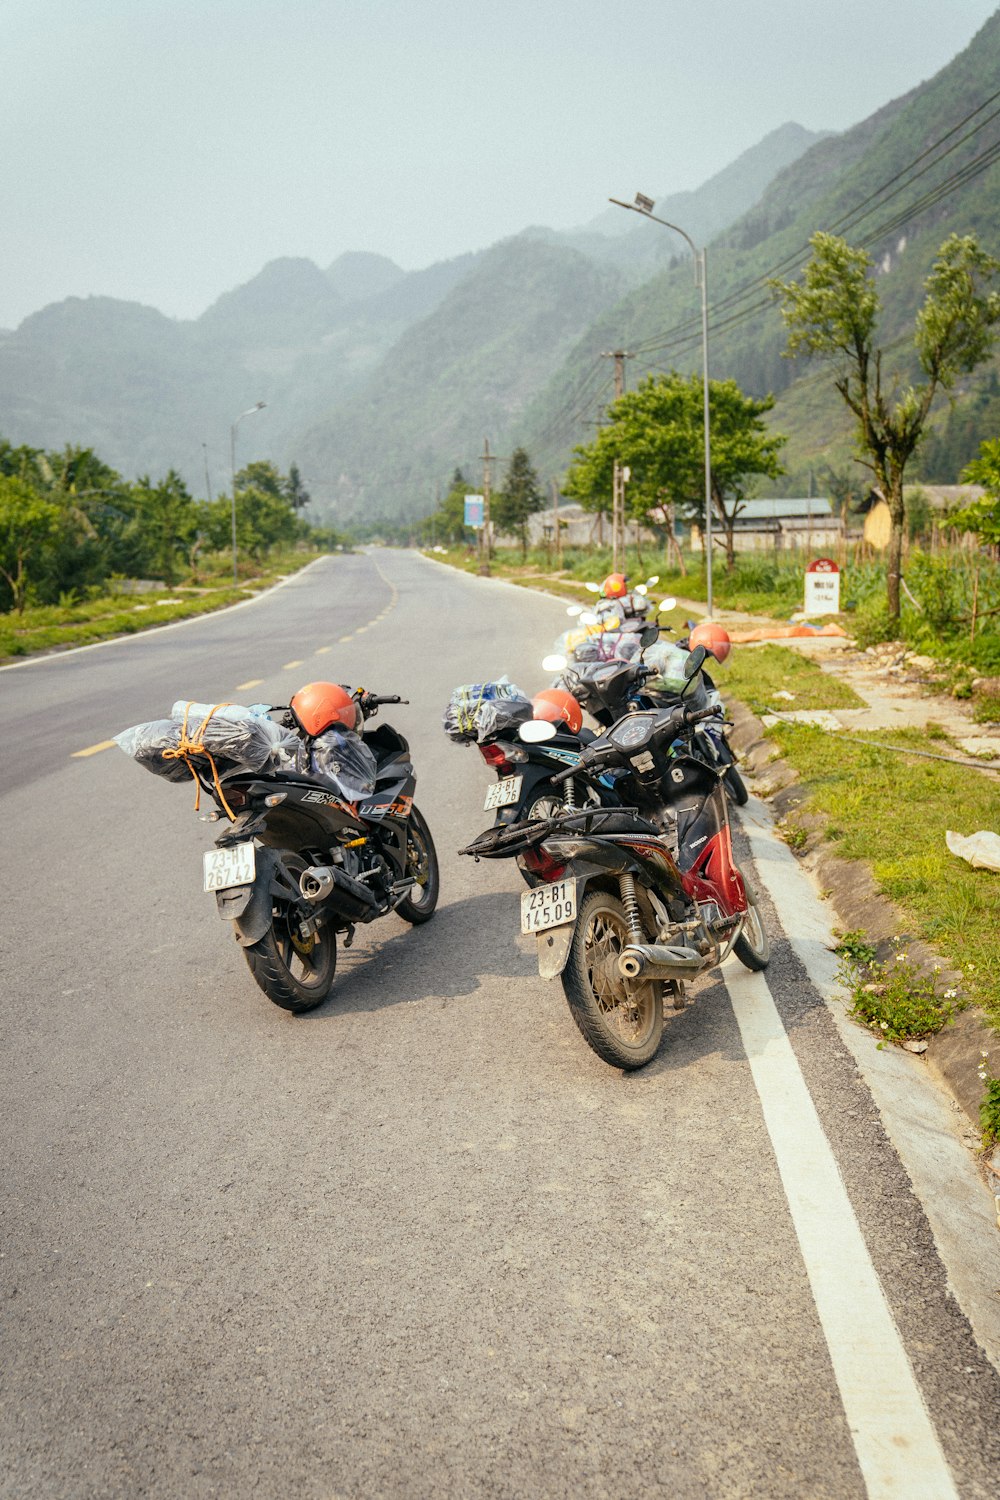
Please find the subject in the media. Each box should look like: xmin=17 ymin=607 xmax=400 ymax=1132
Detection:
xmin=722 ymin=962 xmax=957 ymax=1499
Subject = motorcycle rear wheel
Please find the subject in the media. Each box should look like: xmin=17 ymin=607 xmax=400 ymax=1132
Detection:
xmin=733 ymin=884 xmax=770 ymax=971
xmin=395 ymin=806 xmax=439 ymax=924
xmin=723 ymin=764 xmax=749 ymax=806
xmin=244 ymin=854 xmax=337 ymax=1012
xmin=561 ymin=890 xmax=664 ymax=1070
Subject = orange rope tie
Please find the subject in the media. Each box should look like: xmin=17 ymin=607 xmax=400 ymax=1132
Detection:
xmin=161 ymin=701 xmax=238 ymax=821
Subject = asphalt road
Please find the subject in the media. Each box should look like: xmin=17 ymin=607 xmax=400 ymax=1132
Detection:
xmin=3 ymin=549 xmax=1000 ymax=1499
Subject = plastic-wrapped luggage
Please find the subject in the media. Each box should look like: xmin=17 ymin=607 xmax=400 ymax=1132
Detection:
xmin=643 ymin=642 xmax=709 ymax=708
xmin=310 ymin=728 xmax=377 ymax=801
xmin=115 ymin=700 xmax=302 ymax=782
xmin=442 ymin=677 xmax=533 ymax=743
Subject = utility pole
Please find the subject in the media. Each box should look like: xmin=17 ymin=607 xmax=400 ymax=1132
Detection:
xmin=480 ymin=438 xmax=502 ymax=576
xmin=551 ymin=479 xmax=562 ymax=570
xmin=602 ymin=350 xmax=633 ymax=573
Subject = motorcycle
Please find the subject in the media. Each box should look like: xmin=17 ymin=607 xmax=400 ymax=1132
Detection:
xmin=442 ymin=679 xmax=622 ymax=885
xmin=460 ymin=647 xmax=768 ymax=1070
xmin=120 ymin=689 xmax=439 ymax=1013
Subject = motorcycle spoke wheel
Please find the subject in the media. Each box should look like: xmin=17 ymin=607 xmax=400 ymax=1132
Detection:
xmin=561 ymin=891 xmax=663 ymax=1070
xmin=395 ymin=806 xmax=440 ymax=925
xmin=733 ymin=883 xmax=770 ymax=971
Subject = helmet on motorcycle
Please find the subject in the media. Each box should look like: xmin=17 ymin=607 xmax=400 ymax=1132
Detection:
xmin=688 ymin=621 xmax=732 ymax=663
xmin=289 ymin=681 xmax=360 ymax=735
xmin=532 ymin=688 xmax=583 ymax=735
xmin=601 ymin=572 xmax=628 ymax=599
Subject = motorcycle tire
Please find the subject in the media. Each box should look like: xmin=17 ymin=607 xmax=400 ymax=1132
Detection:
xmin=733 ymin=884 xmax=770 ymax=971
xmin=561 ymin=890 xmax=664 ymax=1070
xmin=395 ymin=806 xmax=440 ymax=924
xmin=244 ymin=853 xmax=337 ymax=1013
xmin=723 ymin=764 xmax=749 ymax=807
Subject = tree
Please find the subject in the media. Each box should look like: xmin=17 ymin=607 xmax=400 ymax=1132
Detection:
xmin=285 ymin=463 xmax=311 ymax=512
xmin=772 ymin=232 xmax=1000 ymax=619
xmin=955 ymin=438 xmax=1000 ymax=550
xmin=125 ymin=471 xmax=200 ymax=584
xmin=562 ymin=372 xmax=786 ymax=569
xmin=419 ymin=468 xmax=477 ymax=547
xmin=493 ymin=448 xmax=545 ymax=559
xmin=0 ymin=476 xmax=62 ymax=612
xmin=234 ymin=460 xmax=286 ymax=500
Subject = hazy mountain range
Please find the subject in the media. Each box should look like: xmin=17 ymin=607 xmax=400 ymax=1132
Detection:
xmin=3 ymin=8 xmax=1000 ymax=523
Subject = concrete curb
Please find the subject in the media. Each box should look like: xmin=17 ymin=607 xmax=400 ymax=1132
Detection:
xmin=724 ymin=695 xmax=994 ymax=1131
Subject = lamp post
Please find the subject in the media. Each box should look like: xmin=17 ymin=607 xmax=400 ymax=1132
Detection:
xmin=230 ymin=401 xmax=266 ymax=585
xmin=609 ymin=195 xmax=713 ymax=616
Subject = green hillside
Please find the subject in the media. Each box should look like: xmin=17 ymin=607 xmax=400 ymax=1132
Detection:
xmin=520 ymin=10 xmax=1000 ymax=495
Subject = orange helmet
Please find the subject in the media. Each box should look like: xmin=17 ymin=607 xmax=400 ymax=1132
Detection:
xmin=290 ymin=681 xmax=359 ymax=735
xmin=689 ymin=622 xmax=731 ymax=664
xmin=532 ymin=688 xmax=583 ymax=735
xmin=601 ymin=572 xmax=628 ymax=599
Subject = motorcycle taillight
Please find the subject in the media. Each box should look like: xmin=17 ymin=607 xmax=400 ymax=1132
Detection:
xmin=222 ymin=788 xmax=248 ymax=811
xmin=521 ymin=847 xmax=567 ymax=883
xmin=478 ymin=743 xmax=512 ymax=773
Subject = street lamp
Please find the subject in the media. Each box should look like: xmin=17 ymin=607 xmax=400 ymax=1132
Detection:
xmin=609 ymin=195 xmax=714 ymax=616
xmin=230 ymin=401 xmax=266 ymax=585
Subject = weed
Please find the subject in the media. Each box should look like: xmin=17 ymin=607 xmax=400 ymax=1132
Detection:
xmin=979 ymin=1051 xmax=1000 ymax=1151
xmin=835 ymin=930 xmax=878 ymax=966
xmin=780 ymin=819 xmax=809 ymax=853
xmin=838 ymin=937 xmax=958 ymax=1044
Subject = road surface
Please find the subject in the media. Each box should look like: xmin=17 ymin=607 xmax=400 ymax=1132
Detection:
xmin=3 ymin=549 xmax=1000 ymax=1499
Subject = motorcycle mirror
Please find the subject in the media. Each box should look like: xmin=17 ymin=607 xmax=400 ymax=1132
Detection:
xmin=646 ymin=575 xmax=660 ymax=587
xmin=542 ymin=653 xmax=567 ymax=672
xmin=634 ymin=584 xmax=648 ymax=595
xmin=578 ymin=610 xmax=600 ymax=627
xmin=683 ymin=644 xmax=708 ymax=685
xmin=566 ymin=604 xmax=583 ymax=617
xmin=519 ymin=719 xmax=558 ymax=743
xmin=657 ymin=597 xmax=677 ymax=615
xmin=584 ymin=581 xmax=602 ymax=594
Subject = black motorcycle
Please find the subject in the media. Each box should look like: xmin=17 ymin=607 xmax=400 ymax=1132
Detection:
xmin=196 ymin=692 xmax=438 ymax=1011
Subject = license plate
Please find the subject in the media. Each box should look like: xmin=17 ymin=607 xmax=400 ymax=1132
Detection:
xmin=203 ymin=843 xmax=256 ymax=893
xmin=484 ymin=774 xmax=523 ymax=811
xmin=520 ymin=878 xmax=577 ymax=934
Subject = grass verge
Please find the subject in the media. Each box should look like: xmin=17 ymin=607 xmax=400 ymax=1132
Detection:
xmin=0 ymin=549 xmax=328 ymax=661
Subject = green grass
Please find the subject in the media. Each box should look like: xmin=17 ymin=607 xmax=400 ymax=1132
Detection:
xmin=718 ymin=643 xmax=865 ymax=713
xmin=0 ymin=548 xmax=329 ymax=661
xmin=765 ymin=718 xmax=1000 ymax=1028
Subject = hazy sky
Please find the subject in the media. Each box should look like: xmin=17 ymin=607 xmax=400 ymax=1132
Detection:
xmin=3 ymin=0 xmax=998 ymax=329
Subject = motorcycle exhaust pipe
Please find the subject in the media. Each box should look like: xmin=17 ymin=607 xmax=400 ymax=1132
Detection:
xmin=619 ymin=943 xmax=704 ymax=979
xmin=300 ymin=866 xmax=336 ymax=902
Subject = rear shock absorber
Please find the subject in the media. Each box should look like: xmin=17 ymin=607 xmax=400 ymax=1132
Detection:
xmin=563 ymin=774 xmax=577 ymax=810
xmin=618 ymin=871 xmax=645 ymax=944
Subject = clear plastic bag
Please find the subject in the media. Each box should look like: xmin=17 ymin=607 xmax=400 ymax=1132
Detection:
xmin=116 ymin=701 xmax=302 ymax=781
xmin=310 ymin=728 xmax=378 ymax=801
xmin=113 ymin=719 xmax=191 ymax=782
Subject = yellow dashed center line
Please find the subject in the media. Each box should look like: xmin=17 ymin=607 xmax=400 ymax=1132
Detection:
xmin=283 ymin=659 xmax=304 ymax=670
xmin=315 ymin=645 xmax=332 ymax=654
xmin=338 ymin=635 xmax=354 ymax=643
xmin=72 ymin=739 xmax=116 ymax=758
xmin=236 ymin=678 xmax=264 ymax=691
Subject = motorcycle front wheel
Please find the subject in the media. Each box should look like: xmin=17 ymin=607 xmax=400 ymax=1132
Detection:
xmin=733 ymin=884 xmax=770 ymax=971
xmin=723 ymin=763 xmax=749 ymax=806
xmin=561 ymin=890 xmax=664 ymax=1070
xmin=395 ymin=806 xmax=440 ymax=924
xmin=244 ymin=854 xmax=337 ymax=1013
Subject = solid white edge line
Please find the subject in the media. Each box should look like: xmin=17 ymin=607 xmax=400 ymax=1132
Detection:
xmin=736 ymin=796 xmax=1000 ymax=1371
xmin=722 ymin=962 xmax=958 ymax=1500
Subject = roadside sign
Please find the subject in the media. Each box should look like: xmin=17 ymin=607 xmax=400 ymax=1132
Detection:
xmin=804 ymin=557 xmax=841 ymax=615
xmin=464 ymin=494 xmax=484 ymax=528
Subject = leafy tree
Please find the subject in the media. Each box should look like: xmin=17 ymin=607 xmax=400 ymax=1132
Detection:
xmin=562 ymin=372 xmax=786 ymax=568
xmin=419 ymin=468 xmax=477 ymax=546
xmin=955 ymin=438 xmax=1000 ymax=550
xmin=124 ymin=470 xmax=200 ymax=584
xmin=285 ymin=463 xmax=311 ymax=512
xmin=0 ymin=476 xmax=62 ymax=612
xmin=234 ymin=460 xmax=286 ymax=500
xmin=772 ymin=232 xmax=1000 ymax=619
xmin=493 ymin=448 xmax=545 ymax=559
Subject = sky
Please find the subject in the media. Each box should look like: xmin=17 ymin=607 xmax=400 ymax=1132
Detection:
xmin=2 ymin=0 xmax=998 ymax=329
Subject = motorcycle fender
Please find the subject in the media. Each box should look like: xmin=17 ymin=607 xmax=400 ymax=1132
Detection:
xmin=225 ymin=846 xmax=282 ymax=948
xmin=536 ymin=923 xmax=575 ymax=980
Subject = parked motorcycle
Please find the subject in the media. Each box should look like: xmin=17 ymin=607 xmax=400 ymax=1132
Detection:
xmin=119 ymin=684 xmax=439 ymax=1013
xmin=460 ymin=647 xmax=768 ymax=1070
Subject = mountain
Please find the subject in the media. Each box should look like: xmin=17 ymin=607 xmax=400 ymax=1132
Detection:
xmin=0 ymin=117 xmax=841 ymax=506
xmin=516 ymin=10 xmax=1000 ymax=494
